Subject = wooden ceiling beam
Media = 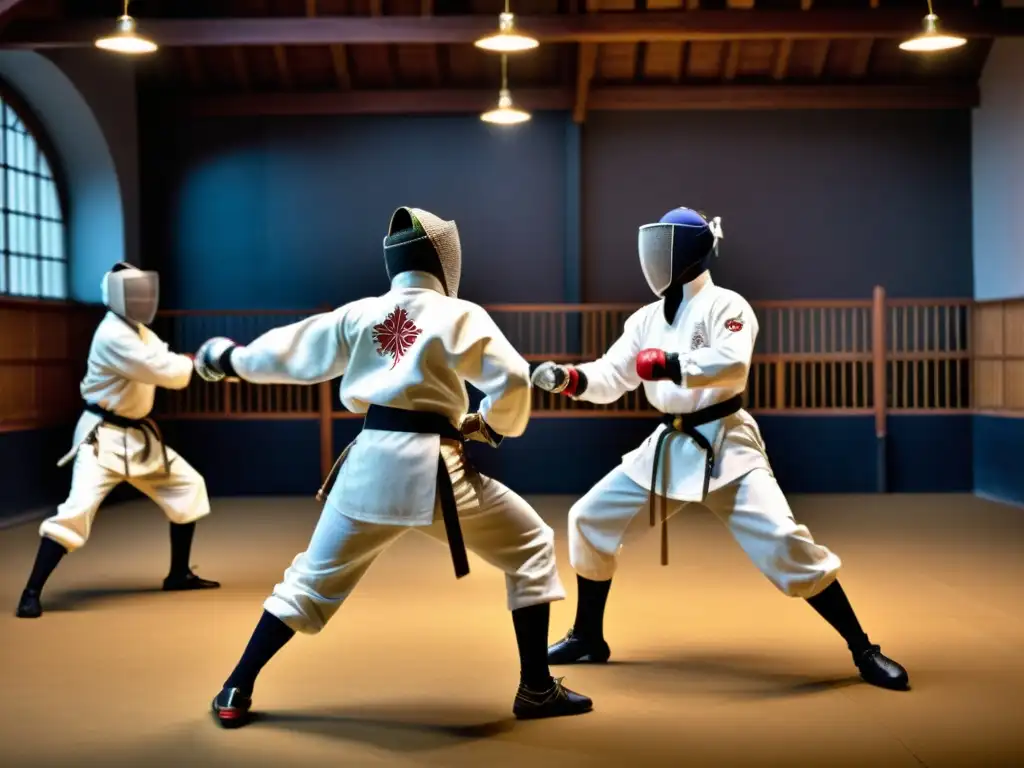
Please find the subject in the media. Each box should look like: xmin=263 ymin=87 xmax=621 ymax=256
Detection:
xmin=573 ymin=42 xmax=599 ymax=124
xmin=183 ymin=83 xmax=979 ymax=117
xmin=231 ymin=46 xmax=250 ymax=90
xmin=772 ymin=39 xmax=792 ymax=80
xmin=4 ymin=11 xmax=1022 ymax=48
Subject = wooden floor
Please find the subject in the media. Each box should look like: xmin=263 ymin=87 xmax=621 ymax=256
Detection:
xmin=1 ymin=493 xmax=1023 ymax=768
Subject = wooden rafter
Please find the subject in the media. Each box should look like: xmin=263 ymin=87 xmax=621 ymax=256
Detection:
xmin=5 ymin=11 xmax=1023 ymax=48
xmin=182 ymin=47 xmax=204 ymax=89
xmin=573 ymin=43 xmax=599 ymax=124
xmin=722 ymin=41 xmax=741 ymax=80
xmin=811 ymin=40 xmax=831 ymax=78
xmin=329 ymin=44 xmax=352 ymax=90
xmin=184 ymin=84 xmax=979 ymax=117
xmin=849 ymin=39 xmax=874 ymax=79
xmin=231 ymin=47 xmax=250 ymax=90
xmin=273 ymin=45 xmax=292 ymax=89
xmin=772 ymin=39 xmax=792 ymax=81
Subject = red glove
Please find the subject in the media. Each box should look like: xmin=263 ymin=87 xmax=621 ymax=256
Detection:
xmin=636 ymin=349 xmax=682 ymax=384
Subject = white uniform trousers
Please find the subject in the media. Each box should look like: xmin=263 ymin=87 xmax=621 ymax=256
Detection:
xmin=40 ymin=444 xmax=211 ymax=553
xmin=264 ymin=449 xmax=565 ymax=634
xmin=569 ymin=466 xmax=841 ymax=599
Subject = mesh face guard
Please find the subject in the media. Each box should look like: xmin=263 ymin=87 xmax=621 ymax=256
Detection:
xmin=637 ymin=210 xmax=723 ymax=297
xmin=637 ymin=224 xmax=676 ymax=297
xmin=102 ymin=266 xmax=160 ymax=326
xmin=383 ymin=207 xmax=462 ymax=297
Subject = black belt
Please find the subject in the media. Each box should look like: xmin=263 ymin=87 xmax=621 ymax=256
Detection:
xmin=319 ymin=405 xmax=470 ymax=580
xmin=649 ymin=394 xmax=744 ymax=566
xmin=83 ymin=402 xmax=170 ymax=476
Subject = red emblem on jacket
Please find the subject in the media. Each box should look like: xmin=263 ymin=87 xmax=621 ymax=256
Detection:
xmin=725 ymin=318 xmax=744 ymax=333
xmin=372 ymin=306 xmax=422 ymax=368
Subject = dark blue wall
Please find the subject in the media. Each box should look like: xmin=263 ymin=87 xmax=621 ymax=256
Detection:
xmin=0 ymin=426 xmax=73 ymax=520
xmin=160 ymin=415 xmax=972 ymax=499
xmin=973 ymin=415 xmax=1024 ymax=505
xmin=147 ymin=110 xmax=973 ymax=310
xmin=147 ymin=114 xmax=569 ymax=310
xmin=129 ymin=107 xmax=977 ymax=502
xmin=583 ymin=110 xmax=974 ymax=303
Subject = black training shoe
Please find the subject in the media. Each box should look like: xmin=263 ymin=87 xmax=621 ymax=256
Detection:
xmin=547 ymin=628 xmax=611 ymax=665
xmin=163 ymin=571 xmax=221 ymax=591
xmin=15 ymin=589 xmax=42 ymax=619
xmin=212 ymin=687 xmax=253 ymax=728
xmin=855 ymin=645 xmax=909 ymax=690
xmin=513 ymin=677 xmax=593 ymax=720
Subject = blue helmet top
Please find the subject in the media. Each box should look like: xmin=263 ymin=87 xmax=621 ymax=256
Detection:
xmin=658 ymin=207 xmax=709 ymax=228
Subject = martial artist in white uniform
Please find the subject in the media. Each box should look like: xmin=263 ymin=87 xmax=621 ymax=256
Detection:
xmin=533 ymin=208 xmax=908 ymax=691
xmin=15 ymin=263 xmax=219 ymax=620
xmin=194 ymin=207 xmax=592 ymax=727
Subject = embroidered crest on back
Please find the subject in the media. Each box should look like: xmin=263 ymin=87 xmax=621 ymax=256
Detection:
xmin=372 ymin=306 xmax=422 ymax=369
xmin=690 ymin=320 xmax=708 ymax=351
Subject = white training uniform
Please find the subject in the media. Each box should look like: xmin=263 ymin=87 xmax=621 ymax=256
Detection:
xmin=568 ymin=274 xmax=840 ymax=598
xmin=228 ymin=271 xmax=564 ymax=634
xmin=40 ymin=312 xmax=211 ymax=552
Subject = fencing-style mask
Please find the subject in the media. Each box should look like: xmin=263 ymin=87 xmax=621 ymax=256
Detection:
xmin=383 ymin=207 xmax=462 ymax=298
xmin=101 ymin=262 xmax=160 ymax=326
xmin=637 ymin=207 xmax=723 ymax=297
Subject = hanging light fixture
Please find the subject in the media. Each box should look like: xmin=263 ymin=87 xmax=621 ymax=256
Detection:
xmin=474 ymin=1 xmax=539 ymax=53
xmin=481 ymin=55 xmax=531 ymax=125
xmin=95 ymin=0 xmax=158 ymax=55
xmin=899 ymin=0 xmax=966 ymax=52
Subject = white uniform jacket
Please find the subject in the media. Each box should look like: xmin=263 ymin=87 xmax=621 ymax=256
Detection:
xmin=575 ymin=277 xmax=771 ymax=501
xmin=229 ymin=271 xmax=532 ymax=527
xmin=58 ymin=312 xmax=194 ymax=475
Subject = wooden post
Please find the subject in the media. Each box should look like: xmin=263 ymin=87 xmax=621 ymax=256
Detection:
xmin=871 ymin=285 xmax=887 ymax=493
xmin=318 ymin=305 xmax=334 ymax=480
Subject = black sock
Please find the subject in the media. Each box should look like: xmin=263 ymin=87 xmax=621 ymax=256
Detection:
xmin=224 ymin=611 xmax=296 ymax=695
xmin=573 ymin=575 xmax=612 ymax=641
xmin=512 ymin=603 xmax=554 ymax=690
xmin=168 ymin=522 xmax=196 ymax=578
xmin=25 ymin=537 xmax=68 ymax=594
xmin=806 ymin=580 xmax=872 ymax=656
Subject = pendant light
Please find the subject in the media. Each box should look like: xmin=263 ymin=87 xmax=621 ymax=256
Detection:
xmin=474 ymin=1 xmax=539 ymax=53
xmin=481 ymin=55 xmax=531 ymax=125
xmin=95 ymin=0 xmax=158 ymax=55
xmin=899 ymin=0 xmax=966 ymax=52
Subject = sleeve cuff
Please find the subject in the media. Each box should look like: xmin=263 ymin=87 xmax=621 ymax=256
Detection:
xmin=219 ymin=345 xmax=241 ymax=379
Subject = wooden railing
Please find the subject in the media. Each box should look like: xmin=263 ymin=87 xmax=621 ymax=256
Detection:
xmin=149 ymin=288 xmax=974 ymax=421
xmin=0 ymin=297 xmax=103 ymax=433
xmin=6 ymin=290 xmax=1019 ymax=443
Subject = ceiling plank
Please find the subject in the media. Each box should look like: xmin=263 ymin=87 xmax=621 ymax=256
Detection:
xmin=573 ymin=42 xmax=599 ymax=124
xmin=772 ymin=39 xmax=792 ymax=80
xmin=5 ymin=11 xmax=1022 ymax=48
xmin=183 ymin=83 xmax=979 ymax=117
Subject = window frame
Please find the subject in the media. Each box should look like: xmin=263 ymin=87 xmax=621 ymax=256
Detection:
xmin=0 ymin=77 xmax=71 ymax=304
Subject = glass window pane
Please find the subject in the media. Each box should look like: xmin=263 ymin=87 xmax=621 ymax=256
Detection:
xmin=0 ymin=103 xmax=66 ymax=300
xmin=54 ymin=257 xmax=66 ymax=298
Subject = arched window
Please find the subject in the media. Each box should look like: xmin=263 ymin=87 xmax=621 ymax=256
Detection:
xmin=0 ymin=89 xmax=66 ymax=299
